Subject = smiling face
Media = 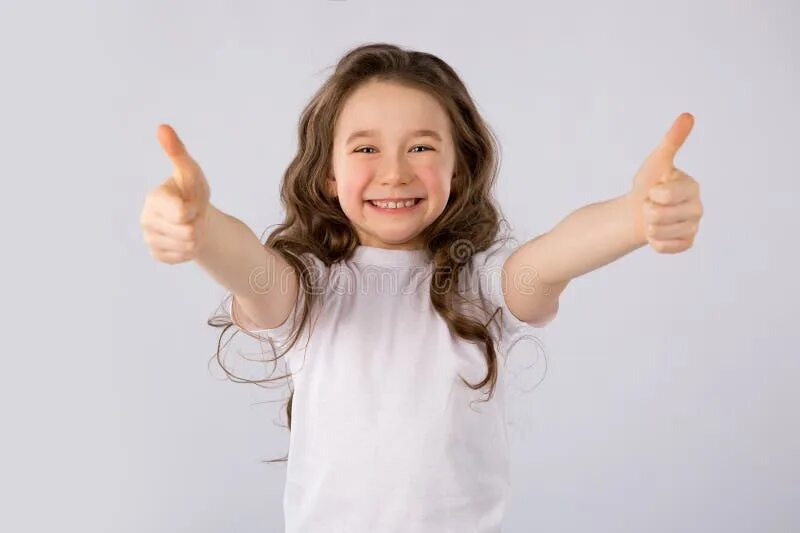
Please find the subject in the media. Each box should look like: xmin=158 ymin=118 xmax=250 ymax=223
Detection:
xmin=328 ymin=79 xmax=457 ymax=250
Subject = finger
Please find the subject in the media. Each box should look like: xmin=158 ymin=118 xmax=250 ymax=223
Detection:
xmin=148 ymin=247 xmax=191 ymax=265
xmin=142 ymin=215 xmax=196 ymax=242
xmin=647 ymin=112 xmax=695 ymax=169
xmin=157 ymin=124 xmax=201 ymax=200
xmin=646 ymin=219 xmax=697 ymax=240
xmin=648 ymin=172 xmax=699 ymax=205
xmin=144 ymin=180 xmax=195 ymax=224
xmin=648 ymin=237 xmax=694 ymax=254
xmin=643 ymin=198 xmax=703 ymax=225
xmin=144 ymin=232 xmax=197 ymax=254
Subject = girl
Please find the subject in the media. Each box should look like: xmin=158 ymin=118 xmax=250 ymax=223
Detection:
xmin=140 ymin=43 xmax=703 ymax=532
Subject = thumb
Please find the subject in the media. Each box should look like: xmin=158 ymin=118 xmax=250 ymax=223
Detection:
xmin=647 ymin=112 xmax=695 ymax=170
xmin=157 ymin=124 xmax=205 ymax=201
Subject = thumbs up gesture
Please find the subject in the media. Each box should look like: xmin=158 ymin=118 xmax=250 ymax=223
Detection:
xmin=629 ymin=113 xmax=704 ymax=253
xmin=140 ymin=125 xmax=212 ymax=264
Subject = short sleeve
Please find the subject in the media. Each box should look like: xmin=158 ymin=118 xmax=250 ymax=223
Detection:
xmin=223 ymin=252 xmax=328 ymax=340
xmin=225 ymin=290 xmax=296 ymax=339
xmin=467 ymin=238 xmax=558 ymax=344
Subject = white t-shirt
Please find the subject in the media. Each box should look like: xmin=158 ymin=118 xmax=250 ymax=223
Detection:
xmin=226 ymin=239 xmax=557 ymax=532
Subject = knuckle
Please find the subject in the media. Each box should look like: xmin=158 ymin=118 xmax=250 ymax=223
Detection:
xmin=163 ymin=200 xmax=184 ymax=222
xmin=650 ymin=206 xmax=662 ymax=223
xmin=140 ymin=206 xmax=157 ymax=226
xmin=653 ymin=240 xmax=670 ymax=253
xmin=166 ymin=205 xmax=181 ymax=223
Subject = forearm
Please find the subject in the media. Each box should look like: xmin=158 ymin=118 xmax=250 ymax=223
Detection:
xmin=195 ymin=204 xmax=288 ymax=315
xmin=515 ymin=193 xmax=647 ymax=285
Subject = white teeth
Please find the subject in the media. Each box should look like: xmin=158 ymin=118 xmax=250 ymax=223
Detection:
xmin=370 ymin=199 xmax=418 ymax=209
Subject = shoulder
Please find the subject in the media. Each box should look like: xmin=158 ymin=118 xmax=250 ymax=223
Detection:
xmin=465 ymin=235 xmax=520 ymax=282
xmin=293 ymin=251 xmax=331 ymax=294
xmin=461 ymin=234 xmax=551 ymax=335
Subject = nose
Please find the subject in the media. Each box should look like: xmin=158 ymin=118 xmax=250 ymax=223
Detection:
xmin=378 ymin=153 xmax=412 ymax=186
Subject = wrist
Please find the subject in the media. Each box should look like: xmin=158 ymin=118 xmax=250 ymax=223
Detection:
xmin=195 ymin=203 xmax=219 ymax=260
xmin=623 ymin=192 xmax=649 ymax=249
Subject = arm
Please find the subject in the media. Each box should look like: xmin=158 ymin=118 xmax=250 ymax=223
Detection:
xmin=502 ymin=193 xmax=645 ymax=323
xmin=503 ymin=113 xmax=704 ymax=325
xmin=195 ymin=204 xmax=298 ymax=330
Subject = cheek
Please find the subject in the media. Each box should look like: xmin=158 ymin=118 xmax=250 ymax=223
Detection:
xmin=337 ymin=172 xmax=372 ymax=208
xmin=416 ymin=165 xmax=450 ymax=198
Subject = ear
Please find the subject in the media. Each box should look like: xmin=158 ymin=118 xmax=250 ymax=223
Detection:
xmin=326 ymin=174 xmax=337 ymax=198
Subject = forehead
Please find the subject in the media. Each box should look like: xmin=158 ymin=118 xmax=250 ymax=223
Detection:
xmin=334 ymin=80 xmax=451 ymax=140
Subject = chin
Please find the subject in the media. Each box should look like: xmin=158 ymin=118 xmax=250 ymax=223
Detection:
xmin=375 ymin=234 xmax=421 ymax=245
xmin=360 ymin=229 xmax=423 ymax=247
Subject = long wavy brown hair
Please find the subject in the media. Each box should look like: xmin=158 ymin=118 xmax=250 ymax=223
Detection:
xmin=209 ymin=42 xmax=516 ymax=464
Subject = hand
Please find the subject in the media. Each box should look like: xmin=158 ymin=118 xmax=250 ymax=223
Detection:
xmin=140 ymin=124 xmax=212 ymax=264
xmin=628 ymin=113 xmax=704 ymax=253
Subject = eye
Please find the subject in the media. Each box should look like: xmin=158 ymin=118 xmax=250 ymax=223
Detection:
xmin=353 ymin=145 xmax=434 ymax=154
xmin=410 ymin=145 xmax=434 ymax=153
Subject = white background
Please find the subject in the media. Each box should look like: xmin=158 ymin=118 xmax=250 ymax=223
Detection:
xmin=1 ymin=0 xmax=796 ymax=531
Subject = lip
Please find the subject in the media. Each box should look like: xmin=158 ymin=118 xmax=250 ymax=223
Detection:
xmin=365 ymin=198 xmax=425 ymax=214
xmin=367 ymin=197 xmax=423 ymax=202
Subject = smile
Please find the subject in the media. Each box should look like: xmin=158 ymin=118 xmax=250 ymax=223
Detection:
xmin=365 ymin=198 xmax=424 ymax=212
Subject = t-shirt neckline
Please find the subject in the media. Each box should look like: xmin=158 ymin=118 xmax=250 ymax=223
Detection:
xmin=351 ymin=245 xmax=431 ymax=267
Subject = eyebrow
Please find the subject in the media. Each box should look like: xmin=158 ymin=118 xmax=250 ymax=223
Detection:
xmin=345 ymin=129 xmax=443 ymax=145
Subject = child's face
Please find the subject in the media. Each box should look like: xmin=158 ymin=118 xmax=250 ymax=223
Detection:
xmin=329 ymin=80 xmax=456 ymax=250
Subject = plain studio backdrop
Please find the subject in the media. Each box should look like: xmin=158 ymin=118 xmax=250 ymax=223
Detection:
xmin=0 ymin=1 xmax=796 ymax=532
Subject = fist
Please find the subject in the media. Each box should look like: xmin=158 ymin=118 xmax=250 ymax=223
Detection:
xmin=140 ymin=125 xmax=212 ymax=264
xmin=629 ymin=113 xmax=704 ymax=254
